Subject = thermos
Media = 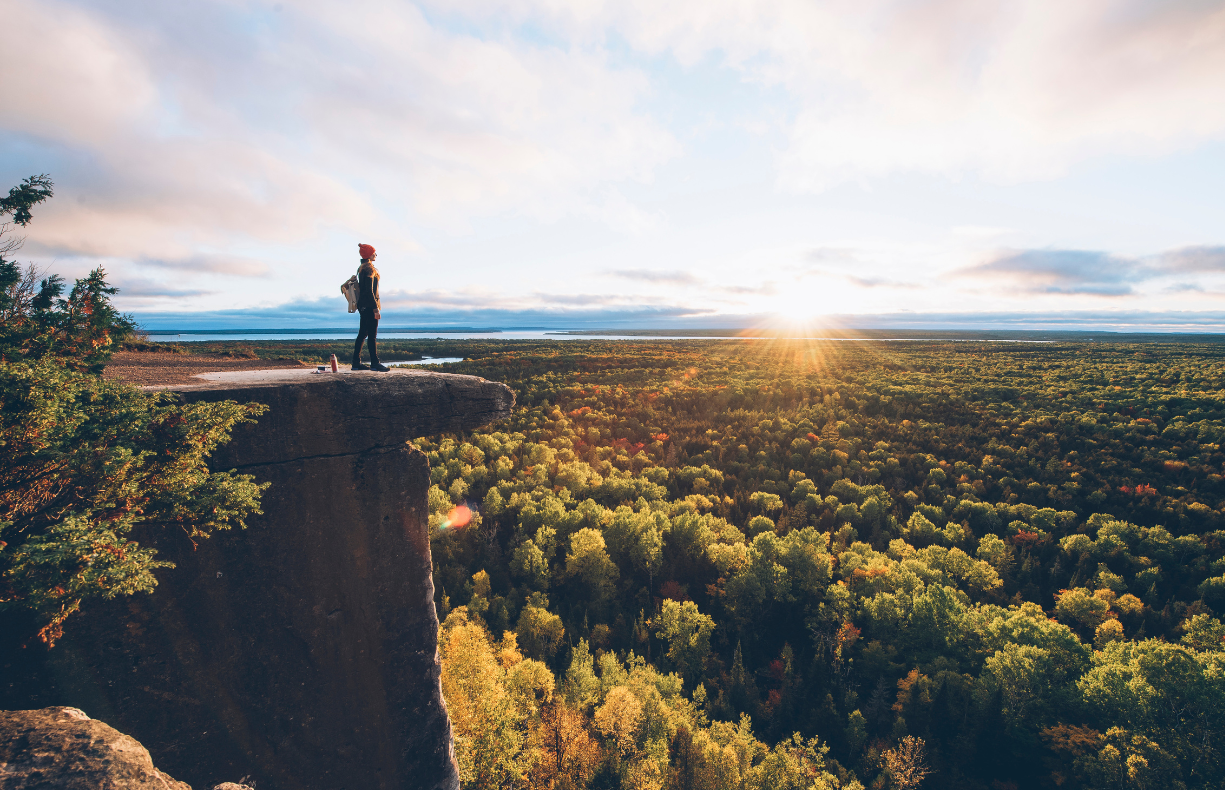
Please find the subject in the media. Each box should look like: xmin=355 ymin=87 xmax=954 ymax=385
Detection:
xmin=329 ymin=354 xmax=338 ymax=373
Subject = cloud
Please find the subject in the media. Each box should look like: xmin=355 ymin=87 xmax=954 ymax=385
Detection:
xmin=959 ymin=249 xmax=1143 ymax=296
xmin=1164 ymin=283 xmax=1205 ymax=294
xmin=113 ymin=283 xmax=216 ymax=299
xmin=715 ymin=283 xmax=777 ymax=296
xmin=798 ymin=249 xmax=920 ymax=289
xmin=826 ymin=309 xmax=1225 ymax=332
xmin=130 ymin=254 xmax=271 ymax=277
xmin=3 ymin=0 xmax=677 ymax=286
xmin=607 ymin=269 xmax=701 ymax=285
xmin=803 ymin=268 xmax=920 ymax=290
xmin=9 ymin=0 xmax=1225 ymax=323
xmin=959 ymin=244 xmax=1225 ymax=297
xmin=768 ymin=0 xmax=1225 ymax=187
xmin=372 ymin=285 xmax=694 ymax=313
xmin=1155 ymin=246 xmax=1225 ymax=272
xmin=842 ymin=274 xmax=918 ymax=289
xmin=804 ymin=247 xmax=858 ymax=262
xmin=132 ymin=298 xmax=725 ymax=331
xmin=444 ymin=0 xmax=1225 ymax=187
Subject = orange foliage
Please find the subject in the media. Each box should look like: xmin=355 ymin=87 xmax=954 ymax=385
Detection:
xmin=1041 ymin=723 xmax=1103 ymax=757
xmin=836 ymin=621 xmax=861 ymax=653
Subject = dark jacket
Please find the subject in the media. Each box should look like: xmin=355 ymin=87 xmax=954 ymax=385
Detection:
xmin=357 ymin=268 xmax=379 ymax=311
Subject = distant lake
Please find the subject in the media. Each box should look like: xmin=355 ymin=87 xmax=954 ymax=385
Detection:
xmin=389 ymin=357 xmax=466 ymax=366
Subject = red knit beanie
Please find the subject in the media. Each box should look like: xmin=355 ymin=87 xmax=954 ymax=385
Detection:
xmin=358 ymin=243 xmax=376 ymax=259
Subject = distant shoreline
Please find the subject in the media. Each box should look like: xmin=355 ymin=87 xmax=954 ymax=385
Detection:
xmin=548 ymin=328 xmax=1225 ymax=341
xmin=143 ymin=327 xmax=504 ymax=335
xmin=136 ymin=327 xmax=1225 ymax=344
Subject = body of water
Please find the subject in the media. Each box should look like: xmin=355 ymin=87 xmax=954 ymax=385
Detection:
xmin=389 ymin=357 xmax=466 ymax=366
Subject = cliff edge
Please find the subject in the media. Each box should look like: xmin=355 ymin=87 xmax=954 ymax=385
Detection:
xmin=1 ymin=369 xmax=514 ymax=790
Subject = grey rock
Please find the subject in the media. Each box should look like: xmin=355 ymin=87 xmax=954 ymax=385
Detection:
xmin=0 ymin=707 xmax=191 ymax=789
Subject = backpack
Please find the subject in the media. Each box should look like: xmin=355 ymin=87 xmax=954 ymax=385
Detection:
xmin=340 ymin=274 xmax=358 ymax=313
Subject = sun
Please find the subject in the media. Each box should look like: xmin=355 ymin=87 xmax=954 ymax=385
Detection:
xmin=768 ymin=292 xmax=832 ymax=334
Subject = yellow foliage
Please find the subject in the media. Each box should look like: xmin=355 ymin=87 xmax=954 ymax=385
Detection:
xmin=498 ymin=630 xmax=524 ymax=669
xmin=595 ymin=685 xmax=643 ymax=756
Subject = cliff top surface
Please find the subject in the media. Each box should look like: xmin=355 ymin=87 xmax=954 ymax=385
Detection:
xmin=151 ymin=366 xmax=473 ymax=392
xmin=102 ymin=351 xmax=305 ymax=387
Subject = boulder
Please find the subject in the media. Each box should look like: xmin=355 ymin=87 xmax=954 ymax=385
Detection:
xmin=0 ymin=707 xmax=191 ymax=789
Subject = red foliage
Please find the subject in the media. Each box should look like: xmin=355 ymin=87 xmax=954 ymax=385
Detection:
xmin=658 ymin=579 xmax=689 ymax=602
xmin=1012 ymin=531 xmax=1047 ymax=548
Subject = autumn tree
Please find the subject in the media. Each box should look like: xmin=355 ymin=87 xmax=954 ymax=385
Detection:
xmin=882 ymin=736 xmax=929 ymax=790
xmin=440 ymin=608 xmax=539 ymax=788
xmin=535 ymin=702 xmax=600 ymax=790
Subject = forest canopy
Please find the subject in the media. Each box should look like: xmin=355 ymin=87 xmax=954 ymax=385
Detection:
xmin=397 ymin=337 xmax=1225 ymax=790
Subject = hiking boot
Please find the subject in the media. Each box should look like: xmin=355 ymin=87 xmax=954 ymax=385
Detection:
xmin=352 ymin=361 xmax=369 ymax=371
xmin=371 ymin=362 xmax=391 ymax=372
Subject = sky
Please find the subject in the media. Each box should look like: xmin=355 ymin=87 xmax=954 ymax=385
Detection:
xmin=4 ymin=0 xmax=1225 ymax=331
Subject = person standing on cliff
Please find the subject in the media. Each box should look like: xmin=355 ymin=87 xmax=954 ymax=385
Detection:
xmin=352 ymin=243 xmax=390 ymax=372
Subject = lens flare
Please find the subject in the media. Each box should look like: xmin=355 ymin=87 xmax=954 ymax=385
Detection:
xmin=439 ymin=504 xmax=473 ymax=532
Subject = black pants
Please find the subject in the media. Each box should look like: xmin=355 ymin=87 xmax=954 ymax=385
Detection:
xmin=354 ymin=308 xmax=378 ymax=363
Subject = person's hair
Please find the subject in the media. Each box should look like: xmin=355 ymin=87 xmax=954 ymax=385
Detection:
xmin=359 ymin=259 xmax=378 ymax=277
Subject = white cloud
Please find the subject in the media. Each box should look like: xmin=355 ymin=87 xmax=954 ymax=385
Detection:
xmin=4 ymin=0 xmax=676 ymax=300
xmin=429 ymin=0 xmax=1225 ymax=186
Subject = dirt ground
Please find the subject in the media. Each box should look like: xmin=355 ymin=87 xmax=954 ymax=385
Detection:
xmin=102 ymin=351 xmax=307 ymax=387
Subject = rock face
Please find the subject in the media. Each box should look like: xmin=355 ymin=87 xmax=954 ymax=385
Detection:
xmin=0 ymin=707 xmax=191 ymax=789
xmin=0 ymin=370 xmax=514 ymax=790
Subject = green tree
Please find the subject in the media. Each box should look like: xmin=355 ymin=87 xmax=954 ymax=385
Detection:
xmin=1182 ymin=614 xmax=1225 ymax=652
xmin=749 ymin=732 xmax=850 ymax=790
xmin=565 ymin=527 xmax=619 ymax=604
xmin=1054 ymin=587 xmax=1111 ymax=634
xmin=564 ymin=637 xmax=601 ymax=711
xmin=0 ymin=361 xmax=267 ymax=644
xmin=1078 ymin=639 xmax=1225 ymax=785
xmin=981 ymin=643 xmax=1055 ymax=733
xmin=1073 ymin=727 xmax=1185 ymax=790
xmin=512 ymin=539 xmax=550 ymax=589
xmin=654 ymin=598 xmax=715 ymax=685
xmin=517 ymin=603 xmax=566 ymax=660
xmin=0 ymin=176 xmax=135 ymax=371
xmin=0 ymin=174 xmax=54 ymax=226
